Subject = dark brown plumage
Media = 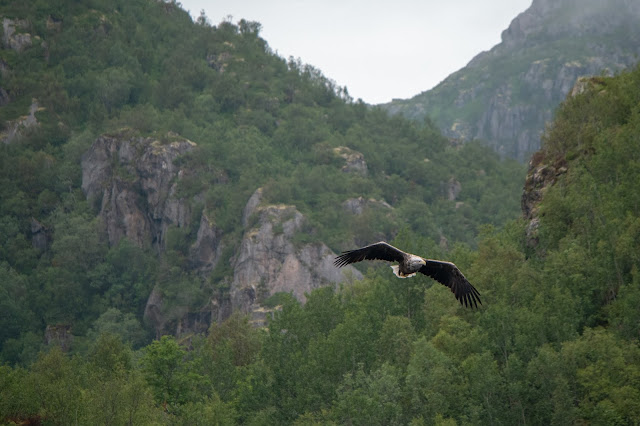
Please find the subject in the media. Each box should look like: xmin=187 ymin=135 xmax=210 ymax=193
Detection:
xmin=334 ymin=241 xmax=481 ymax=308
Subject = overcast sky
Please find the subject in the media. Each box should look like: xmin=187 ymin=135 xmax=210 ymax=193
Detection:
xmin=179 ymin=0 xmax=532 ymax=104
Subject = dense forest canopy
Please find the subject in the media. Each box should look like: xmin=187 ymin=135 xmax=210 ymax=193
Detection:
xmin=2 ymin=0 xmax=640 ymax=424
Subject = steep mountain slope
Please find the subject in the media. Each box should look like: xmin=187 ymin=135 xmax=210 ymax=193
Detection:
xmin=0 ymin=0 xmax=525 ymax=357
xmin=383 ymin=0 xmax=640 ymax=161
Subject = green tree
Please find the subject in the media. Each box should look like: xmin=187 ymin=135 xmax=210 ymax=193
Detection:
xmin=82 ymin=333 xmax=161 ymax=425
xmin=561 ymin=328 xmax=640 ymax=425
xmin=29 ymin=347 xmax=83 ymax=425
xmin=172 ymin=395 xmax=236 ymax=426
xmin=406 ymin=337 xmax=464 ymax=423
xmin=330 ymin=363 xmax=404 ymax=426
xmin=375 ymin=315 xmax=415 ymax=370
xmin=88 ymin=308 xmax=149 ymax=349
xmin=140 ymin=335 xmax=202 ymax=411
xmin=0 ymin=365 xmax=39 ymax=425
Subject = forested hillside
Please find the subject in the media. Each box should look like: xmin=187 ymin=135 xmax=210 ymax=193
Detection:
xmin=2 ymin=0 xmax=640 ymax=424
xmin=3 ymin=63 xmax=640 ymax=424
xmin=0 ymin=0 xmax=524 ymax=363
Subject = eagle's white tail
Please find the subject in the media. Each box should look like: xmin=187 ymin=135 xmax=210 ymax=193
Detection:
xmin=391 ymin=265 xmax=416 ymax=278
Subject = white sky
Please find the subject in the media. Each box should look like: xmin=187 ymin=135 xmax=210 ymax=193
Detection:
xmin=179 ymin=0 xmax=532 ymax=104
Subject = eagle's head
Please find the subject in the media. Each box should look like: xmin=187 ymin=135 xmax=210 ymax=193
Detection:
xmin=408 ymin=256 xmax=426 ymax=272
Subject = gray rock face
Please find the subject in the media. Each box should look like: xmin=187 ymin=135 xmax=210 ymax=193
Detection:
xmin=465 ymin=56 xmax=625 ymax=160
xmin=1 ymin=100 xmax=41 ymax=144
xmin=342 ymin=197 xmax=392 ymax=215
xmin=521 ymin=152 xmax=568 ymax=248
xmin=82 ymin=134 xmax=367 ymax=334
xmin=242 ymin=187 xmax=264 ymax=227
xmin=2 ymin=17 xmax=32 ymax=52
xmin=82 ymin=131 xmax=228 ymax=337
xmin=519 ymin=76 xmax=599 ymax=246
xmin=501 ymin=0 xmax=640 ymax=45
xmin=190 ymin=212 xmax=222 ymax=274
xmin=333 ymin=146 xmax=368 ymax=176
xmin=446 ymin=178 xmax=462 ymax=201
xmin=81 ymin=131 xmax=198 ymax=249
xmin=143 ymin=287 xmax=165 ymax=339
xmin=231 ymin=196 xmax=362 ymax=314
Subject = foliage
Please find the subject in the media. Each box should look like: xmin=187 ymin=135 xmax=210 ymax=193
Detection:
xmin=1 ymin=0 xmax=640 ymax=424
xmin=0 ymin=0 xmax=523 ymax=366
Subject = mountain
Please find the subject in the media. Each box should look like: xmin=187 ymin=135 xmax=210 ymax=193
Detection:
xmin=382 ymin=0 xmax=640 ymax=161
xmin=2 ymin=1 xmax=640 ymax=423
xmin=0 ymin=0 xmax=525 ymax=358
xmin=3 ymin=60 xmax=640 ymax=426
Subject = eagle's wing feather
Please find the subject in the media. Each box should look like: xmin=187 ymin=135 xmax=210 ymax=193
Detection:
xmin=419 ymin=260 xmax=482 ymax=308
xmin=334 ymin=241 xmax=406 ymax=267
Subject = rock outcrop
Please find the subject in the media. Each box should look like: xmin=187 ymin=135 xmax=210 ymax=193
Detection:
xmin=446 ymin=178 xmax=462 ymax=201
xmin=189 ymin=212 xmax=223 ymax=274
xmin=333 ymin=146 xmax=368 ymax=176
xmin=81 ymin=130 xmax=230 ymax=337
xmin=0 ymin=17 xmax=46 ymax=144
xmin=1 ymin=99 xmax=42 ymax=144
xmin=143 ymin=288 xmax=165 ymax=339
xmin=82 ymin=134 xmax=366 ymax=334
xmin=383 ymin=0 xmax=640 ymax=161
xmin=231 ymin=189 xmax=362 ymax=315
xmin=2 ymin=17 xmax=33 ymax=52
xmin=81 ymin=130 xmax=200 ymax=249
xmin=342 ymin=197 xmax=392 ymax=216
xmin=44 ymin=324 xmax=73 ymax=352
xmin=521 ymin=152 xmax=567 ymax=247
xmin=341 ymin=196 xmax=396 ymax=247
xmin=519 ymin=75 xmax=601 ymax=246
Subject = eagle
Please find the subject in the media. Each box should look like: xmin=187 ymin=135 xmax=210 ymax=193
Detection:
xmin=334 ymin=241 xmax=481 ymax=308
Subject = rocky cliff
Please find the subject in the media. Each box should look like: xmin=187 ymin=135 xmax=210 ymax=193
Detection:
xmin=81 ymin=130 xmax=227 ymax=334
xmin=383 ymin=0 xmax=640 ymax=161
xmin=521 ymin=150 xmax=567 ymax=248
xmin=81 ymin=130 xmax=200 ymax=250
xmin=518 ymin=77 xmax=605 ymax=247
xmin=81 ymin=133 xmax=363 ymax=333
xmin=2 ymin=17 xmax=34 ymax=53
xmin=231 ymin=188 xmax=362 ymax=317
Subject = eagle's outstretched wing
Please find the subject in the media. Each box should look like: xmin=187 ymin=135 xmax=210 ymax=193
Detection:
xmin=419 ymin=260 xmax=482 ymax=308
xmin=334 ymin=241 xmax=482 ymax=308
xmin=334 ymin=241 xmax=406 ymax=267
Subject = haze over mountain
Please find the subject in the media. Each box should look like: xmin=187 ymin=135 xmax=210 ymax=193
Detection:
xmin=180 ymin=0 xmax=532 ymax=104
xmin=382 ymin=0 xmax=640 ymax=161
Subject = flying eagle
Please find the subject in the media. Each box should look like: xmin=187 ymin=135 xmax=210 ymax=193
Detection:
xmin=334 ymin=241 xmax=482 ymax=308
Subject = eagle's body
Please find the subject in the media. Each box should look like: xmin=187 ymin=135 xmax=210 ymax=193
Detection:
xmin=334 ymin=241 xmax=482 ymax=308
